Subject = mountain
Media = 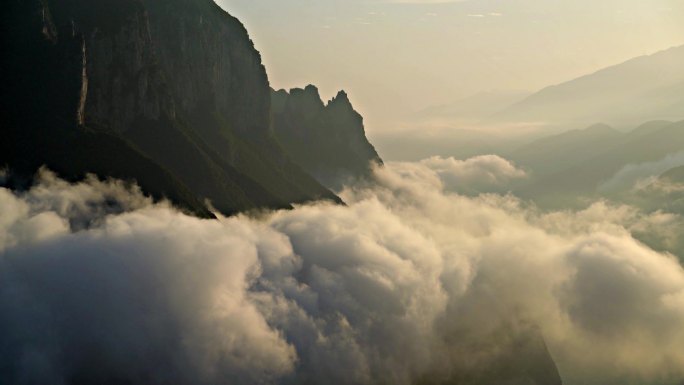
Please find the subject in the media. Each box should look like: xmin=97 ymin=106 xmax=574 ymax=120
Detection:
xmin=272 ymin=86 xmax=382 ymax=188
xmin=643 ymin=165 xmax=684 ymax=215
xmin=1 ymin=0 xmax=341 ymax=216
xmin=508 ymin=123 xmax=623 ymax=176
xmin=661 ymin=165 xmax=684 ymax=184
xmin=497 ymin=45 xmax=684 ymax=128
xmin=623 ymin=120 xmax=674 ymax=139
xmin=0 ymin=0 xmax=213 ymax=217
xmin=517 ymin=120 xmax=684 ymax=208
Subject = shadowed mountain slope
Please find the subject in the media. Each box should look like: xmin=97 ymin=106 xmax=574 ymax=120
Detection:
xmin=2 ymin=0 xmax=341 ymax=216
xmin=508 ymin=123 xmax=623 ymax=176
xmin=0 ymin=0 xmax=213 ymax=217
xmin=517 ymin=120 xmax=684 ymax=208
xmin=272 ymin=85 xmax=383 ymax=189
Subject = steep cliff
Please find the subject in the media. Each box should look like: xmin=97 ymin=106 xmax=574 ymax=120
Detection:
xmin=272 ymin=85 xmax=383 ymax=188
xmin=1 ymin=0 xmax=212 ymax=217
xmin=140 ymin=0 xmax=339 ymax=205
xmin=2 ymin=0 xmax=340 ymax=215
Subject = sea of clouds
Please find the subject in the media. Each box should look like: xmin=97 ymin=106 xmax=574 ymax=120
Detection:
xmin=1 ymin=157 xmax=684 ymax=385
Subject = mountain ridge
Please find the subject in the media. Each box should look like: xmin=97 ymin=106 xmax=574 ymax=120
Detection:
xmin=515 ymin=120 xmax=684 ymax=208
xmin=2 ymin=0 xmax=347 ymax=216
xmin=496 ymin=44 xmax=684 ymax=127
xmin=272 ymin=85 xmax=383 ymax=189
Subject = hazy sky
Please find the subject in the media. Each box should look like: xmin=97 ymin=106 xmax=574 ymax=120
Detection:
xmin=218 ymin=0 xmax=684 ymax=132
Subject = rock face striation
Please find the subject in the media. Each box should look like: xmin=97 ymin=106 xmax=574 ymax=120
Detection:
xmin=2 ymin=0 xmax=341 ymax=216
xmin=1 ymin=0 xmax=214 ymax=217
xmin=272 ymin=85 xmax=383 ymax=189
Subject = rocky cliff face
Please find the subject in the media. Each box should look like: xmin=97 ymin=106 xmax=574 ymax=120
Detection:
xmin=45 ymin=0 xmax=174 ymax=133
xmin=1 ymin=0 xmax=87 ymax=127
xmin=1 ymin=0 xmax=212 ymax=217
xmin=48 ymin=0 xmax=270 ymax=139
xmin=143 ymin=0 xmax=271 ymax=137
xmin=5 ymin=0 xmax=341 ymax=215
xmin=272 ymin=85 xmax=383 ymax=189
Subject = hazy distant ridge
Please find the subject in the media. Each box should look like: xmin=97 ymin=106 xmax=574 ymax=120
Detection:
xmin=496 ymin=45 xmax=684 ymax=127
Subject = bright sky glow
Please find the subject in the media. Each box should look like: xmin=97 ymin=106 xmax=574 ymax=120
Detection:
xmin=219 ymin=0 xmax=684 ymax=132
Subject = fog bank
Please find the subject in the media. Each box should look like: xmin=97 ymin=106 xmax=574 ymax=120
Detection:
xmin=1 ymin=165 xmax=684 ymax=384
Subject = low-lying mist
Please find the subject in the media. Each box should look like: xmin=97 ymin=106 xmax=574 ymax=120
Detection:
xmin=1 ymin=163 xmax=684 ymax=385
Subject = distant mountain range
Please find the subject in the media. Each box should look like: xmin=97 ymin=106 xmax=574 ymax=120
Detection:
xmin=413 ymin=45 xmax=684 ymax=133
xmin=508 ymin=123 xmax=629 ymax=177
xmin=496 ymin=45 xmax=684 ymax=128
xmin=661 ymin=165 xmax=684 ymax=185
xmin=511 ymin=120 xmax=684 ymax=208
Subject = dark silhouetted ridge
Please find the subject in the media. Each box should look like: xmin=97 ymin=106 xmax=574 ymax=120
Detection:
xmin=2 ymin=0 xmax=343 ymax=216
xmin=272 ymin=85 xmax=383 ymax=189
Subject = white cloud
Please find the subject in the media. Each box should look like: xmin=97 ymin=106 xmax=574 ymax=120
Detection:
xmin=600 ymin=151 xmax=684 ymax=194
xmin=388 ymin=155 xmax=527 ymax=195
xmin=1 ymin=164 xmax=684 ymax=384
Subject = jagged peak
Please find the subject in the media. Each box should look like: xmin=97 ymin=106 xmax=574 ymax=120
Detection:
xmin=287 ymin=85 xmax=325 ymax=111
xmin=304 ymin=84 xmax=319 ymax=93
xmin=328 ymin=90 xmax=352 ymax=109
xmin=334 ymin=90 xmax=348 ymax=100
xmin=287 ymin=84 xmax=321 ymax=100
